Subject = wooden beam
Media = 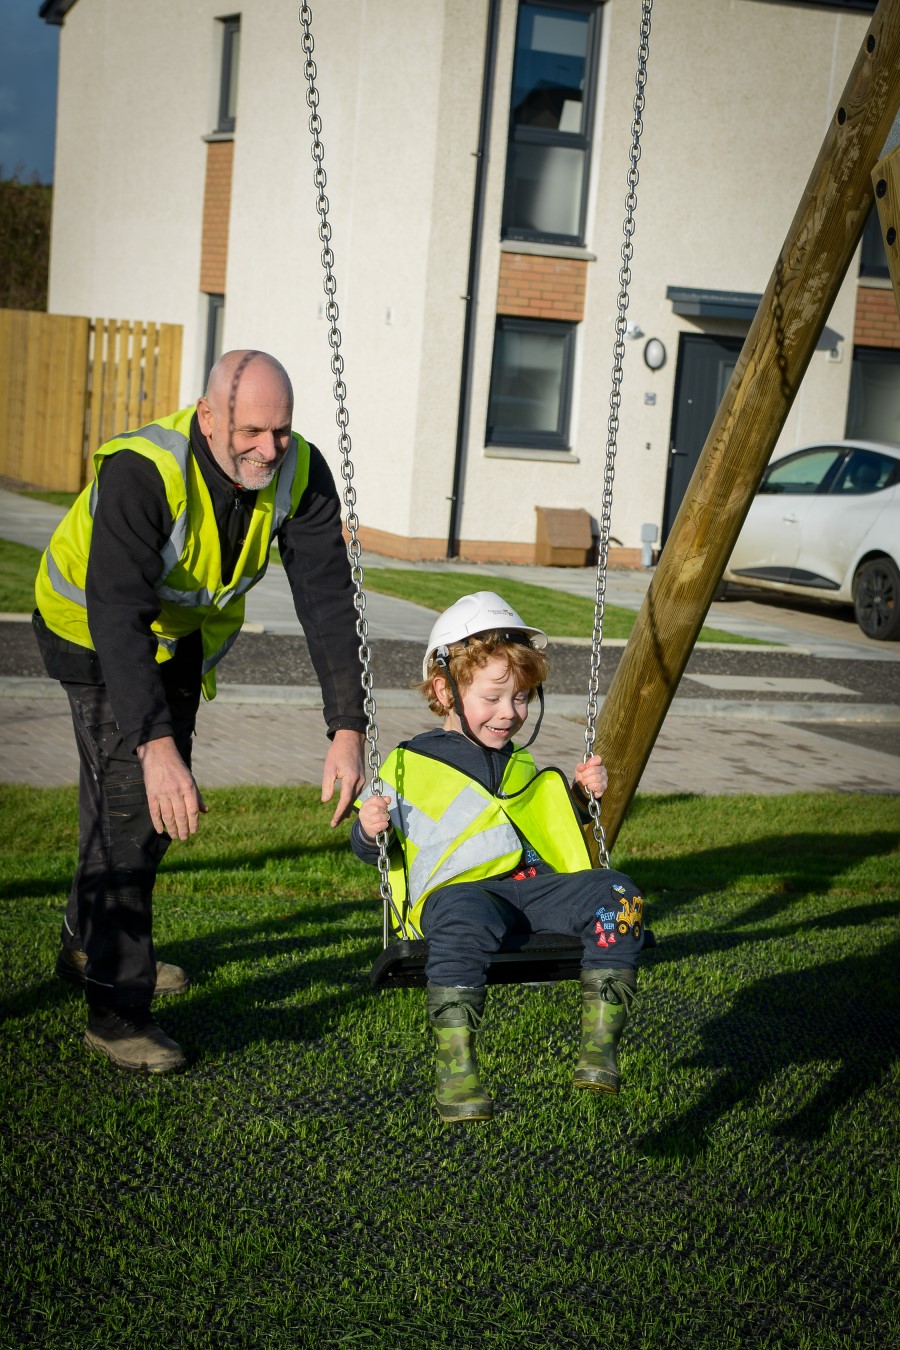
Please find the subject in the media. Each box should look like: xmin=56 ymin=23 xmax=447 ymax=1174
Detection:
xmin=593 ymin=0 xmax=900 ymax=849
xmin=872 ymin=142 xmax=900 ymax=318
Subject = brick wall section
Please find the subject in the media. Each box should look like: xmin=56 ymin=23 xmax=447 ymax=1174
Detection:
xmin=854 ymin=285 xmax=900 ymax=349
xmin=355 ymin=523 xmax=642 ymax=568
xmin=199 ymin=140 xmax=234 ymax=294
xmin=497 ymin=252 xmax=588 ymax=322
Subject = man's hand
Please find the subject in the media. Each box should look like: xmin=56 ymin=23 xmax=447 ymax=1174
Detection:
xmin=322 ymin=729 xmax=366 ymax=828
xmin=136 ymin=736 xmax=208 ymax=839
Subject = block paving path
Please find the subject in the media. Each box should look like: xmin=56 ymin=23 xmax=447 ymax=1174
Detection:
xmin=2 ymin=488 xmax=898 ymax=796
xmin=4 ymin=678 xmax=898 ymax=796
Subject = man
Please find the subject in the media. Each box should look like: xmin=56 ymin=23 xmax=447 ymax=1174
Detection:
xmin=34 ymin=349 xmax=367 ymax=1075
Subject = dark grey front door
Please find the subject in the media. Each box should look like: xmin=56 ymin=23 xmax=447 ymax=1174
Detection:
xmin=662 ymin=333 xmax=744 ymax=545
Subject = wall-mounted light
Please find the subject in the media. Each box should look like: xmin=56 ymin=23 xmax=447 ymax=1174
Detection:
xmin=643 ymin=337 xmax=666 ymax=370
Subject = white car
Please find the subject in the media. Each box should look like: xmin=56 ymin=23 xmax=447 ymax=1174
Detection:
xmin=720 ymin=439 xmax=900 ymax=640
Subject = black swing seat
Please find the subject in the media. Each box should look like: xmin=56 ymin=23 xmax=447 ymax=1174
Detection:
xmin=369 ymin=927 xmax=656 ymax=990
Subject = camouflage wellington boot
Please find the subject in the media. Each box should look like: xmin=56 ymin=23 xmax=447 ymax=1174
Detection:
xmin=573 ymin=967 xmax=637 ymax=1094
xmin=426 ymin=985 xmax=493 ymax=1123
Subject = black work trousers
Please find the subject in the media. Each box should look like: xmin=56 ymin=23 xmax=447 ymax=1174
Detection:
xmin=420 ymin=867 xmax=646 ymax=987
xmin=60 ymin=681 xmax=199 ymax=1010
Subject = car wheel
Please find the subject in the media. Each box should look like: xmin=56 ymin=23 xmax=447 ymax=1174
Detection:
xmin=712 ymin=579 xmax=730 ymax=601
xmin=853 ymin=556 xmax=900 ymax=640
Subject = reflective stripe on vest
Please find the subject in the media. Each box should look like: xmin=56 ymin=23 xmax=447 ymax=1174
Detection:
xmin=402 ymin=784 xmax=519 ymax=904
xmin=201 ymin=625 xmax=240 ymax=674
xmin=146 ymin=430 xmax=190 ymax=572
xmin=44 ymin=548 xmax=85 ymax=608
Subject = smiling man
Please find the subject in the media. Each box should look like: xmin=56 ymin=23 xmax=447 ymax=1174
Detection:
xmin=33 ymin=349 xmax=366 ymax=1075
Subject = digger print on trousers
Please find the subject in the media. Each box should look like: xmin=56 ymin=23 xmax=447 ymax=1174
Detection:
xmin=614 ymin=890 xmax=644 ymax=941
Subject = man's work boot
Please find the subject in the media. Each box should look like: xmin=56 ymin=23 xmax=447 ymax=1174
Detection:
xmin=83 ymin=1006 xmax=187 ymax=1075
xmin=573 ymin=967 xmax=637 ymax=1095
xmin=427 ymin=985 xmax=493 ymax=1123
xmin=56 ymin=946 xmax=190 ymax=998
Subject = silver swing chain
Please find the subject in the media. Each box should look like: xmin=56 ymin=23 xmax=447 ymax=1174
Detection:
xmin=299 ymin=6 xmax=403 ymax=940
xmin=300 ymin=1 xmax=651 ymax=894
xmin=583 ymin=0 xmax=653 ymax=870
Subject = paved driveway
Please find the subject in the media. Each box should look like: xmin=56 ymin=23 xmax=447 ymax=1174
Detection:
xmin=3 ymin=488 xmax=898 ymax=793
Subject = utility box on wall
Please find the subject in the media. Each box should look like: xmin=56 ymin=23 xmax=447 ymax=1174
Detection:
xmin=534 ymin=507 xmax=596 ymax=567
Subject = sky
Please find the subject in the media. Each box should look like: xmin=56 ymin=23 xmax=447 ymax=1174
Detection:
xmin=0 ymin=0 xmax=59 ymax=182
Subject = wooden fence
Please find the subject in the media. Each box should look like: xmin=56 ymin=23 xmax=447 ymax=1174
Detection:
xmin=0 ymin=311 xmax=183 ymax=491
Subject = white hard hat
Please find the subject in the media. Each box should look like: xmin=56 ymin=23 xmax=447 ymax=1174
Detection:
xmin=422 ymin=591 xmax=548 ymax=678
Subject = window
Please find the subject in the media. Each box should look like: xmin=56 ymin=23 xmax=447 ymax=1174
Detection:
xmin=486 ymin=316 xmax=576 ymax=450
xmin=759 ymin=444 xmax=900 ymax=500
xmin=217 ymin=16 xmax=241 ymax=133
xmin=758 ymin=447 xmax=845 ymax=495
xmin=846 ymin=347 xmax=900 ymax=443
xmin=833 ymin=449 xmax=898 ymax=494
xmin=860 ymin=205 xmax=889 ymax=280
xmin=204 ymin=294 xmax=225 ymax=385
xmin=501 ymin=1 xmax=601 ymax=244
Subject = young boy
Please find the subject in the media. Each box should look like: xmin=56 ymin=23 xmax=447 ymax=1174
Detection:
xmin=351 ymin=591 xmax=646 ymax=1123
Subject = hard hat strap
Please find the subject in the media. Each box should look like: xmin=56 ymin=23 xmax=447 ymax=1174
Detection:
xmin=436 ymin=655 xmax=545 ymax=757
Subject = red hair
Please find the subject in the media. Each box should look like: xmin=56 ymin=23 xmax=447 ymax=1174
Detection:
xmin=418 ymin=631 xmax=549 ymax=717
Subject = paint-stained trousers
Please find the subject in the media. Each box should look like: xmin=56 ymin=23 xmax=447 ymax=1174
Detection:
xmin=420 ymin=868 xmax=646 ymax=987
xmin=60 ymin=681 xmax=199 ymax=1010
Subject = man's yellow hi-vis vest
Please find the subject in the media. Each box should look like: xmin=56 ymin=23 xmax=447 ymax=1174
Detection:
xmin=34 ymin=407 xmax=311 ymax=699
xmin=363 ymin=745 xmax=593 ymax=938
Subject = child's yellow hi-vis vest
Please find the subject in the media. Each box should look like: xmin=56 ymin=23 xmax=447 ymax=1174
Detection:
xmin=361 ymin=745 xmax=593 ymax=938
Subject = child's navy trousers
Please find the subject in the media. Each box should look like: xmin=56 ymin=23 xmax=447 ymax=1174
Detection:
xmin=420 ymin=868 xmax=646 ymax=987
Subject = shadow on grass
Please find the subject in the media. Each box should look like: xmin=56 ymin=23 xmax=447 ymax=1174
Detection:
xmin=5 ymin=803 xmax=896 ymax=1098
xmin=158 ymin=835 xmax=357 ymax=876
xmin=643 ymin=897 xmax=900 ymax=967
xmin=0 ymin=894 xmax=384 ymax=1062
xmin=159 ymin=882 xmax=388 ymax=1058
xmin=626 ymin=822 xmax=898 ymax=922
xmin=0 ymin=835 xmax=360 ymax=904
xmin=640 ymin=937 xmax=900 ymax=1158
xmin=0 ymin=877 xmax=74 ymax=902
xmin=159 ymin=948 xmax=379 ymax=1063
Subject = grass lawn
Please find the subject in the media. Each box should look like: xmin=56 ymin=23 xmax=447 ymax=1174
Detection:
xmin=0 ymin=538 xmax=44 ymax=613
xmin=2 ymin=541 xmax=755 ymax=644
xmin=357 ymin=567 xmax=758 ymax=645
xmin=1 ymin=786 xmax=897 ymax=1347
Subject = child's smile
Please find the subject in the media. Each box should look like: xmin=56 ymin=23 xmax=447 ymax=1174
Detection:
xmin=441 ymin=656 xmax=533 ymax=749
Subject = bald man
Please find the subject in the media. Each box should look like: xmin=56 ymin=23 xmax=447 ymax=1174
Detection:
xmin=34 ymin=350 xmax=367 ymax=1074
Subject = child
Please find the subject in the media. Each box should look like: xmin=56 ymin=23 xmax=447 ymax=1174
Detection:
xmin=351 ymin=591 xmax=646 ymax=1123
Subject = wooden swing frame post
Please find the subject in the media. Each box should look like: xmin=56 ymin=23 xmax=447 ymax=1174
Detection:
xmin=873 ymin=141 xmax=900 ymax=313
xmin=594 ymin=0 xmax=900 ymax=849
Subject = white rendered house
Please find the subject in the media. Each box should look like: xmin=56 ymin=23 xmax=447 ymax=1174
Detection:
xmin=41 ymin=0 xmax=898 ymax=564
